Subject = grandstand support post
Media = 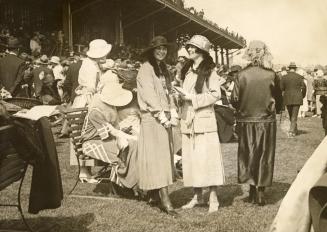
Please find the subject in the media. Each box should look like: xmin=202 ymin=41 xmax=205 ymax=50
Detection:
xmin=226 ymin=48 xmax=230 ymax=67
xmin=214 ymin=45 xmax=219 ymax=65
xmin=220 ymin=48 xmax=225 ymax=65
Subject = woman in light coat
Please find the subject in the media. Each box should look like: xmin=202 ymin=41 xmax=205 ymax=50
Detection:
xmin=178 ymin=35 xmax=226 ymax=213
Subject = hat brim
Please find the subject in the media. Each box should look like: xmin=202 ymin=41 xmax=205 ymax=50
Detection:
xmin=185 ymin=42 xmax=210 ymax=54
xmin=288 ymin=65 xmax=297 ymax=69
xmin=87 ymin=44 xmax=112 ymax=59
xmin=100 ymin=88 xmax=133 ymax=107
xmin=141 ymin=42 xmax=173 ymax=55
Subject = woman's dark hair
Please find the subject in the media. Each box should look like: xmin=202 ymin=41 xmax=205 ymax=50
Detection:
xmin=145 ymin=48 xmax=172 ymax=93
xmin=180 ymin=47 xmax=215 ymax=93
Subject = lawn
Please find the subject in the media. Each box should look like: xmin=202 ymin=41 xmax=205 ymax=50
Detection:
xmin=0 ymin=116 xmax=325 ymax=232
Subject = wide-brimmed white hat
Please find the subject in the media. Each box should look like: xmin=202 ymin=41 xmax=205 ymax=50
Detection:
xmin=50 ymin=56 xmax=60 ymax=64
xmin=87 ymin=39 xmax=112 ymax=59
xmin=99 ymin=83 xmax=132 ymax=107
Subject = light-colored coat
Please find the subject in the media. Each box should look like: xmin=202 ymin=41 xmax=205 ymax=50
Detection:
xmin=180 ymin=68 xmax=225 ymax=187
xmin=137 ymin=62 xmax=171 ymax=113
xmin=180 ymin=69 xmax=221 ymax=134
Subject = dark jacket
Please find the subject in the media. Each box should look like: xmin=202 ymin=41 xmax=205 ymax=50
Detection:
xmin=32 ymin=65 xmax=55 ymax=98
xmin=280 ymin=72 xmax=306 ymax=105
xmin=12 ymin=117 xmax=63 ymax=214
xmin=62 ymin=60 xmax=82 ymax=103
xmin=0 ymin=54 xmax=26 ymax=95
xmin=231 ymin=65 xmax=283 ymax=122
xmin=313 ymin=78 xmax=327 ymax=96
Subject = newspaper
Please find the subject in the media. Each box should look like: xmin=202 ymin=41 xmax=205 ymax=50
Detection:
xmin=13 ymin=105 xmax=60 ymax=121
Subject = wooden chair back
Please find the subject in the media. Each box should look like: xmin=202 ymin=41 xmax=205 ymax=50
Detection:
xmin=65 ymin=107 xmax=88 ymax=160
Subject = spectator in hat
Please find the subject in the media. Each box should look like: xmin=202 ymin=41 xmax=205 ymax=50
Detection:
xmin=231 ymin=40 xmax=282 ymax=206
xmin=0 ymin=37 xmax=27 ymax=97
xmin=30 ymin=32 xmax=42 ymax=57
xmin=280 ymin=62 xmax=306 ymax=137
xmin=80 ymin=82 xmax=138 ymax=188
xmin=49 ymin=56 xmax=65 ymax=100
xmin=178 ymin=35 xmax=226 ymax=213
xmin=31 ymin=55 xmax=55 ymax=99
xmin=136 ymin=35 xmax=178 ymax=216
xmin=313 ymin=69 xmax=327 ymax=117
xmin=71 ymin=39 xmax=112 ymax=181
xmin=72 ymin=39 xmax=112 ymax=108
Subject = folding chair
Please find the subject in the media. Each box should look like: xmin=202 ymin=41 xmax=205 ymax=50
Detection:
xmin=65 ymin=108 xmax=115 ymax=198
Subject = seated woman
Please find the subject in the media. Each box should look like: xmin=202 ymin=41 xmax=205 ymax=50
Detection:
xmin=80 ymin=82 xmax=138 ymax=189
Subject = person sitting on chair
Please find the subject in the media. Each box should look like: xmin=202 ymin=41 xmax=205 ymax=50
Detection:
xmin=80 ymin=82 xmax=138 ymax=190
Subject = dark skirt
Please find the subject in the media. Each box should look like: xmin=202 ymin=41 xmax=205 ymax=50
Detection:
xmin=237 ymin=121 xmax=276 ymax=187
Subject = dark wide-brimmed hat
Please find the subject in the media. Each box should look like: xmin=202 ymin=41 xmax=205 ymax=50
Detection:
xmin=288 ymin=62 xmax=297 ymax=69
xmin=142 ymin=36 xmax=171 ymax=55
xmin=229 ymin=65 xmax=242 ymax=74
xmin=7 ymin=37 xmax=22 ymax=49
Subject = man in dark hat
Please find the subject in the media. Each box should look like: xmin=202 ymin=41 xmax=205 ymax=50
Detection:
xmin=31 ymin=55 xmax=55 ymax=99
xmin=280 ymin=62 xmax=306 ymax=137
xmin=0 ymin=37 xmax=28 ymax=97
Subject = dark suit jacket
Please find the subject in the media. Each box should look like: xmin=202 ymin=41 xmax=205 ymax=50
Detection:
xmin=0 ymin=54 xmax=26 ymax=95
xmin=280 ymin=72 xmax=306 ymax=106
xmin=62 ymin=60 xmax=82 ymax=103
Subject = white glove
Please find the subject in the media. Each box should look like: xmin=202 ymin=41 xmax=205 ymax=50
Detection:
xmin=117 ymin=137 xmax=129 ymax=150
xmin=158 ymin=111 xmax=169 ymax=124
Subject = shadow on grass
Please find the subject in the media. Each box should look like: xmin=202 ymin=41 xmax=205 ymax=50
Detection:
xmin=169 ymin=181 xmax=291 ymax=208
xmin=169 ymin=184 xmax=243 ymax=208
xmin=297 ymin=130 xmax=308 ymax=135
xmin=266 ymin=181 xmax=291 ymax=205
xmin=0 ymin=213 xmax=95 ymax=232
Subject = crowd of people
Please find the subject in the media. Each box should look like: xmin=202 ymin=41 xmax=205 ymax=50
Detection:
xmin=1 ymin=26 xmax=327 ymax=224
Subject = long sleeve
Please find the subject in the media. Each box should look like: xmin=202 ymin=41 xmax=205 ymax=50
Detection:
xmin=279 ymin=77 xmax=285 ymax=91
xmin=136 ymin=63 xmax=163 ymax=113
xmin=62 ymin=66 xmax=73 ymax=94
xmin=301 ymin=79 xmax=307 ymax=99
xmin=191 ymin=71 xmax=221 ymax=110
xmin=231 ymin=74 xmax=240 ymax=109
xmin=273 ymin=75 xmax=283 ymax=113
xmin=78 ymin=59 xmax=99 ymax=93
xmin=9 ymin=62 xmax=26 ymax=94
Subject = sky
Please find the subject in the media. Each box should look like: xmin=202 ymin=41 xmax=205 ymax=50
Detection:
xmin=185 ymin=0 xmax=327 ymax=66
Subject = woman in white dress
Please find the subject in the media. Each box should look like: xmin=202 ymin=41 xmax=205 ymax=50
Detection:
xmin=178 ymin=35 xmax=226 ymax=213
xmin=71 ymin=39 xmax=112 ymax=182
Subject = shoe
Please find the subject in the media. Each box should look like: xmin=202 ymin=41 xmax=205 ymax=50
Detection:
xmin=248 ymin=185 xmax=257 ymax=203
xmin=256 ymin=187 xmax=266 ymax=206
xmin=208 ymin=200 xmax=219 ymax=213
xmin=182 ymin=196 xmax=206 ymax=209
xmin=147 ymin=190 xmax=160 ymax=207
xmin=208 ymin=190 xmax=219 ymax=213
xmin=160 ymin=204 xmax=179 ymax=217
xmin=159 ymin=187 xmax=179 ymax=217
xmin=79 ymin=173 xmax=100 ymax=184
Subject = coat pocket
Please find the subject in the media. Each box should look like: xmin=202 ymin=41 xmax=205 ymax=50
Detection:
xmin=193 ymin=112 xmax=217 ymax=133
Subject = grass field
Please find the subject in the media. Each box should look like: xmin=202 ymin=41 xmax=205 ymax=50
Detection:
xmin=0 ymin=116 xmax=325 ymax=232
